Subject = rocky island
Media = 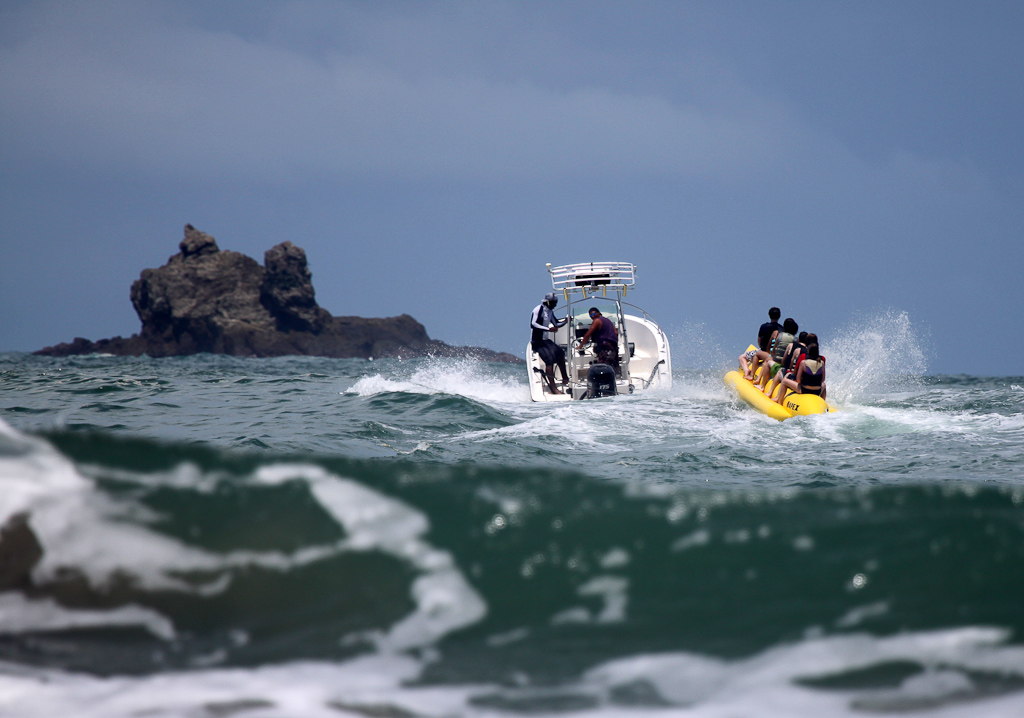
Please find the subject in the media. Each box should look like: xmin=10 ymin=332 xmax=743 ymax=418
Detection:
xmin=36 ymin=225 xmax=520 ymax=362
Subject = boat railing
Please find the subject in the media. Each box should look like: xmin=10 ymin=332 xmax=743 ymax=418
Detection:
xmin=620 ymin=301 xmax=659 ymax=325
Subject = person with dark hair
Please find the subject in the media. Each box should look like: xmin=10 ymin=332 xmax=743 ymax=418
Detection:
xmin=775 ymin=342 xmax=825 ymax=405
xmin=764 ymin=331 xmax=808 ymax=399
xmin=802 ymin=334 xmax=827 ymax=400
xmin=752 ymin=317 xmax=798 ymax=390
xmin=578 ymin=307 xmax=620 ymax=373
xmin=530 ymin=292 xmax=570 ymax=394
xmin=740 ymin=307 xmax=782 ymax=379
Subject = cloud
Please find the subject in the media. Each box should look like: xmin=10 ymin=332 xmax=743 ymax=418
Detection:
xmin=0 ymin=1 xmax=785 ymax=183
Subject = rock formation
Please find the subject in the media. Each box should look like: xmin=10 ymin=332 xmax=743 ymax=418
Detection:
xmin=261 ymin=240 xmax=331 ymax=334
xmin=36 ymin=225 xmax=520 ymax=362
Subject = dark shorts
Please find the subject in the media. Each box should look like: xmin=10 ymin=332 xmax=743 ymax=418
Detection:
xmin=596 ymin=342 xmax=618 ymax=365
xmin=533 ymin=339 xmax=565 ymax=366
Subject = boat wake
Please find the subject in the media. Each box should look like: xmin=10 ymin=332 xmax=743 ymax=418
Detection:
xmin=345 ymin=358 xmax=530 ymax=404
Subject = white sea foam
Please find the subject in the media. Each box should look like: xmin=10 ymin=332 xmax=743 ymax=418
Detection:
xmin=5 ymin=627 xmax=1024 ymax=717
xmin=835 ymin=600 xmax=890 ymax=629
xmin=0 ymin=418 xmax=224 ymax=594
xmin=0 ymin=592 xmax=175 ymax=640
xmin=580 ymin=627 xmax=1024 ymax=715
xmin=254 ymin=464 xmax=487 ymax=653
xmin=0 ymin=447 xmax=356 ymax=597
xmin=671 ymin=529 xmax=711 ymax=551
xmin=453 ymin=402 xmax=632 ymax=452
xmin=346 ymin=358 xmax=530 ymax=404
xmin=0 ymin=420 xmax=486 ymax=654
xmin=576 ymin=575 xmax=629 ymax=624
xmin=598 ymin=547 xmax=631 ymax=569
xmin=818 ymin=402 xmax=1024 ymax=450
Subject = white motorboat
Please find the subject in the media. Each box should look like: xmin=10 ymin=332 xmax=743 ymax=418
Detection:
xmin=527 ymin=262 xmax=672 ymax=401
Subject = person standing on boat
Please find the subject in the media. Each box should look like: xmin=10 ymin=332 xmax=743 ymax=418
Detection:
xmin=741 ymin=307 xmax=782 ymax=380
xmin=578 ymin=307 xmax=620 ymax=373
xmin=531 ymin=292 xmax=570 ymax=394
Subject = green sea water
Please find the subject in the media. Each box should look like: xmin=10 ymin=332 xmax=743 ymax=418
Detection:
xmin=1 ymin=326 xmax=1023 ymax=716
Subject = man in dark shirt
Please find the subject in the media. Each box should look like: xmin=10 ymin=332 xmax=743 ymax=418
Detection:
xmin=740 ymin=307 xmax=781 ymax=379
xmin=578 ymin=307 xmax=620 ymax=373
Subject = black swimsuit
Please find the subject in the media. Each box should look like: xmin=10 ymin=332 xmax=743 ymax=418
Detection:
xmin=800 ymin=361 xmax=824 ymax=395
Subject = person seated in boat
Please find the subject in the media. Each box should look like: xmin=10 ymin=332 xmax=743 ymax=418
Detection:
xmin=774 ymin=342 xmax=825 ymax=405
xmin=530 ymin=292 xmax=570 ymax=394
xmin=764 ymin=331 xmax=808 ymax=399
xmin=741 ymin=307 xmax=782 ymax=380
xmin=752 ymin=317 xmax=798 ymax=390
xmin=578 ymin=307 xmax=620 ymax=373
xmin=802 ymin=333 xmax=826 ymax=400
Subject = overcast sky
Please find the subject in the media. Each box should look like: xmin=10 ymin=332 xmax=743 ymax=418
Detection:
xmin=2 ymin=1 xmax=1022 ymax=375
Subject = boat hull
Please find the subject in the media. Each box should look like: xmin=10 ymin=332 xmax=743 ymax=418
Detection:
xmin=528 ymin=312 xmax=670 ymax=402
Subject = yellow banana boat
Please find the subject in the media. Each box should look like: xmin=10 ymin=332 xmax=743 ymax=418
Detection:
xmin=724 ymin=345 xmax=836 ymax=420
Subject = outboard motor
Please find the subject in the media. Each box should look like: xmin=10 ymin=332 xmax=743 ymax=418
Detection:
xmin=586 ymin=363 xmax=617 ymax=398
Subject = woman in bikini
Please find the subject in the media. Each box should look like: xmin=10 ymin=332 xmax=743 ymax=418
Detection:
xmin=774 ymin=342 xmax=825 ymax=405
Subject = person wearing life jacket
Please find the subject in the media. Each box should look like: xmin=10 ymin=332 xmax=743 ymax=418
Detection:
xmin=578 ymin=307 xmax=620 ymax=373
xmin=530 ymin=292 xmax=570 ymax=394
xmin=753 ymin=317 xmax=798 ymax=391
xmin=764 ymin=331 xmax=808 ymax=399
xmin=740 ymin=307 xmax=782 ymax=380
xmin=775 ymin=342 xmax=825 ymax=405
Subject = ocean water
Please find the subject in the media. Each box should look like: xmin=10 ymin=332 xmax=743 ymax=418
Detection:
xmin=2 ymin=314 xmax=1024 ymax=717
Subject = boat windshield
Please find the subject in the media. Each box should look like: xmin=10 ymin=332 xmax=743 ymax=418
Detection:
xmin=569 ymin=300 xmax=622 ymax=340
xmin=570 ymin=307 xmax=620 ymax=325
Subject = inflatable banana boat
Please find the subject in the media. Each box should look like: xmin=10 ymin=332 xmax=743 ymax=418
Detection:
xmin=724 ymin=345 xmax=835 ymax=421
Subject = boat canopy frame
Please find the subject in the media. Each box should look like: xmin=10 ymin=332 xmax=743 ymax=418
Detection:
xmin=546 ymin=262 xmax=638 ymax=380
xmin=548 ymin=262 xmax=636 ymax=300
